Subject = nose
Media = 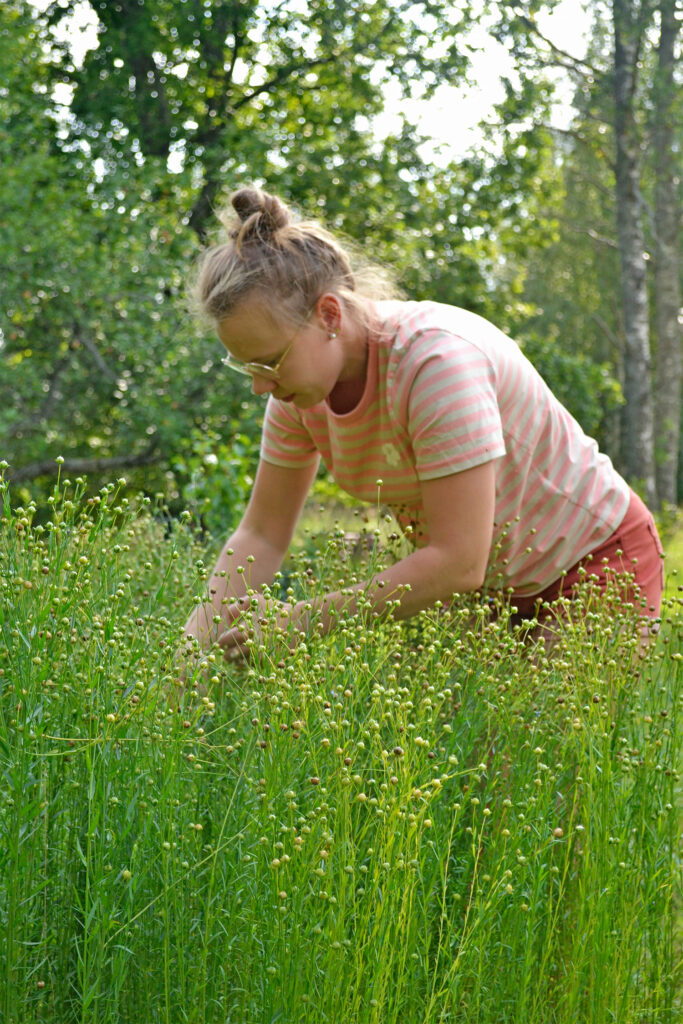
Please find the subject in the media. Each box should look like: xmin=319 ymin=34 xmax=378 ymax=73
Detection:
xmin=251 ymin=374 xmax=276 ymax=396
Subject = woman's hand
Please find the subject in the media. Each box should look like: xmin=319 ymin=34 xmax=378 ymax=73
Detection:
xmin=217 ymin=593 xmax=306 ymax=659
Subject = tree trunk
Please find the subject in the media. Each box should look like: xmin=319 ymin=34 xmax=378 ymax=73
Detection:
xmin=653 ymin=0 xmax=681 ymax=507
xmin=612 ymin=0 xmax=657 ymax=506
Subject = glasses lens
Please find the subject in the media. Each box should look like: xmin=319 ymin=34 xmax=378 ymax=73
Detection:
xmin=249 ymin=363 xmax=279 ymax=380
xmin=221 ymin=357 xmax=252 ymax=376
xmin=222 ymin=357 xmax=279 ymax=380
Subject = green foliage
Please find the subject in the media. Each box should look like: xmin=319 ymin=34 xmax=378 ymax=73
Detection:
xmin=4 ymin=0 xmax=677 ymax=517
xmin=171 ymin=422 xmax=260 ymax=537
xmin=0 ymin=478 xmax=680 ymax=1022
xmin=490 ymin=0 xmax=682 ymax=503
xmin=2 ymin=0 xmax=566 ymax=512
xmin=50 ymin=0 xmax=475 ymax=234
xmin=0 ymin=4 xmax=257 ymax=509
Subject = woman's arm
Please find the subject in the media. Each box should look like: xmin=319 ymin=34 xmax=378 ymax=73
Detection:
xmin=217 ymin=459 xmax=497 ymax=652
xmin=304 ymin=460 xmax=496 ymax=629
xmin=182 ymin=457 xmax=319 ymax=647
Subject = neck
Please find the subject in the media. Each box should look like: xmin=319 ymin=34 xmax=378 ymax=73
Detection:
xmin=328 ymin=314 xmax=370 ymax=413
xmin=340 ymin=307 xmax=370 ymax=380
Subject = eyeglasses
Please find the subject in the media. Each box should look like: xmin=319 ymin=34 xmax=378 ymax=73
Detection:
xmin=220 ymin=332 xmax=297 ymax=382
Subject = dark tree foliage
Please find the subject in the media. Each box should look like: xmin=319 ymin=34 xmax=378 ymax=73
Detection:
xmin=46 ymin=0 xmax=475 ymax=238
xmin=1 ymin=0 xmax=641 ymax=526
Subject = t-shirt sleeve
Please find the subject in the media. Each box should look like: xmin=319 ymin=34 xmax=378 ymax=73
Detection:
xmin=260 ymin=396 xmax=320 ymax=469
xmin=396 ymin=333 xmax=506 ymax=480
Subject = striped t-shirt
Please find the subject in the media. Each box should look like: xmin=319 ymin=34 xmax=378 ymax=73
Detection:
xmin=261 ymin=300 xmax=630 ymax=597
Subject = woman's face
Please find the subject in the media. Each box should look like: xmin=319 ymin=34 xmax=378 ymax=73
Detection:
xmin=216 ymin=298 xmax=346 ymax=409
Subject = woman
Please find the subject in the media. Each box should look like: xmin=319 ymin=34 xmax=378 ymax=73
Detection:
xmin=183 ymin=187 xmax=663 ymax=656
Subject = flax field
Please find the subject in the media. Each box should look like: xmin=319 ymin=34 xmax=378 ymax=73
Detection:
xmin=1 ymin=473 xmax=680 ymax=1023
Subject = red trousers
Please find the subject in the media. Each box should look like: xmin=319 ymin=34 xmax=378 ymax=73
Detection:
xmin=511 ymin=489 xmax=664 ymax=622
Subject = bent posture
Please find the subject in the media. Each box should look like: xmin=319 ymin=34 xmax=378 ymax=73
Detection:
xmin=183 ymin=187 xmax=663 ymax=656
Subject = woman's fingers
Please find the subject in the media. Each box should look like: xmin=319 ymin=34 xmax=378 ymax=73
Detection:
xmin=218 ymin=625 xmax=250 ymax=659
xmin=225 ymin=595 xmax=250 ymax=623
xmin=218 ymin=596 xmax=297 ymax=660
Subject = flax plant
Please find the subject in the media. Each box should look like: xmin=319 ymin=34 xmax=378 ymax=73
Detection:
xmin=0 ymin=466 xmax=680 ymax=1024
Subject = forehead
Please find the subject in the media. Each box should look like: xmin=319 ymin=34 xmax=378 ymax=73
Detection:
xmin=216 ymin=301 xmax=291 ymax=359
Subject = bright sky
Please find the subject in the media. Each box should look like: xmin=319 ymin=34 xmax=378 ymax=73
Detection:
xmin=374 ymin=2 xmax=591 ymax=161
xmin=44 ymin=0 xmax=590 ymax=163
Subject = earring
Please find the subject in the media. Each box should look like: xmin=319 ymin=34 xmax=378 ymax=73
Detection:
xmin=329 ymin=331 xmax=337 ymax=340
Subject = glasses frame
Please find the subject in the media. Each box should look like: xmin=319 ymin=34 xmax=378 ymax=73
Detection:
xmin=220 ymin=331 xmax=298 ymax=382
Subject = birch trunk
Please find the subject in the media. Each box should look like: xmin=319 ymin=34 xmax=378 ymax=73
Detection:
xmin=612 ymin=0 xmax=657 ymax=506
xmin=653 ymin=0 xmax=681 ymax=507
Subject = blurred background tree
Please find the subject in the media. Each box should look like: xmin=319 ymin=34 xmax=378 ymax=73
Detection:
xmin=1 ymin=0 xmax=679 ymax=531
xmin=491 ymin=0 xmax=681 ymax=507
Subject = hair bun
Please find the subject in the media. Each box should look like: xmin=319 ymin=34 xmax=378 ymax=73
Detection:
xmin=230 ymin=187 xmax=290 ymax=240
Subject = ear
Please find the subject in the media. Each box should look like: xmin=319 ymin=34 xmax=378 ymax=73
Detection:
xmin=315 ymin=293 xmax=342 ymax=335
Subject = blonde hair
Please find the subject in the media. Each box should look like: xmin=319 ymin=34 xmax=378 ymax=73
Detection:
xmin=193 ymin=187 xmax=399 ymax=327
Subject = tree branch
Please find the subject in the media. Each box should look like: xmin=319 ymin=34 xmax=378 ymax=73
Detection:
xmin=226 ymin=9 xmax=245 ymax=84
xmin=230 ymin=52 xmax=342 ymax=112
xmin=591 ymin=311 xmax=623 ymax=359
xmin=545 ymin=123 xmax=616 ymax=174
xmin=5 ymin=354 xmax=70 ymax=439
xmin=569 ymin=171 xmax=615 ymax=203
xmin=510 ymin=9 xmax=601 ymax=77
xmin=556 ymin=216 xmax=619 ymax=249
xmin=6 ymin=445 xmax=163 ymax=484
xmin=73 ymin=326 xmax=119 ymax=382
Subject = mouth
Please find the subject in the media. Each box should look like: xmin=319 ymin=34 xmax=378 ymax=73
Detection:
xmin=279 ymin=393 xmax=296 ymax=403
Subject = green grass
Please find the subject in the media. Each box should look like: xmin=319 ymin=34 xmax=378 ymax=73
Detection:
xmin=0 ymin=474 xmax=681 ymax=1024
xmin=662 ymin=514 xmax=683 ymax=598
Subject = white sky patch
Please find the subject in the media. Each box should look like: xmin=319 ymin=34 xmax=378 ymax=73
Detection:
xmin=32 ymin=0 xmax=100 ymax=61
xmin=374 ymin=0 xmax=591 ymax=161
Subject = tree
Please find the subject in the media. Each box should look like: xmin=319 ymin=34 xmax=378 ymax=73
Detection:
xmin=6 ymin=0 xmax=657 ymax=523
xmin=652 ymin=0 xmax=681 ymax=507
xmin=0 ymin=5 xmax=225 ymax=501
xmin=45 ymin=0 xmax=476 ymax=239
xmin=612 ymin=0 xmax=656 ymax=505
xmin=3 ymin=0 xmax=563 ymax=513
xmin=491 ymin=0 xmax=681 ymax=506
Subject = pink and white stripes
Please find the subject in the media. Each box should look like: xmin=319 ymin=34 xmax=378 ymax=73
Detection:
xmin=261 ymin=301 xmax=630 ymax=597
